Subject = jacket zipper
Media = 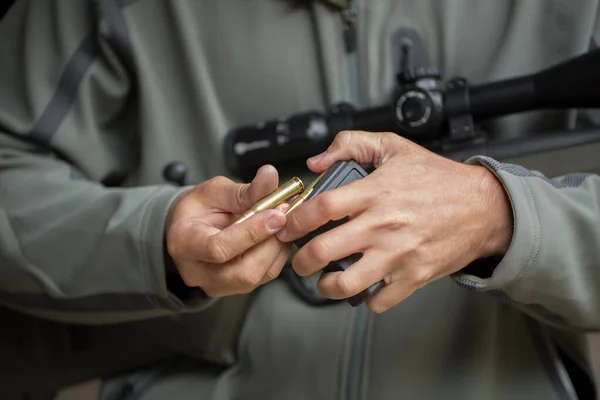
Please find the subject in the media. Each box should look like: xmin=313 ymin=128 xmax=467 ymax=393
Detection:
xmin=341 ymin=3 xmax=368 ymax=400
xmin=453 ymin=276 xmax=479 ymax=290
xmin=345 ymin=304 xmax=369 ymax=400
xmin=341 ymin=0 xmax=361 ymax=107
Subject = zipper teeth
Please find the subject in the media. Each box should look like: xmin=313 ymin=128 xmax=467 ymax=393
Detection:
xmin=346 ymin=305 xmax=369 ymax=400
xmin=454 ymin=277 xmax=479 ymax=290
xmin=343 ymin=2 xmax=367 ymax=400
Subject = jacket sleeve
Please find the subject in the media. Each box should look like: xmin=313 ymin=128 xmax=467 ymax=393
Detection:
xmin=452 ymin=156 xmax=600 ymax=332
xmin=0 ymin=1 xmax=212 ymax=324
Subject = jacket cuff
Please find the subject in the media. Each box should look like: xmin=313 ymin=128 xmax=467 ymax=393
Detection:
xmin=452 ymin=156 xmax=541 ymax=291
xmin=142 ymin=186 xmax=214 ymax=310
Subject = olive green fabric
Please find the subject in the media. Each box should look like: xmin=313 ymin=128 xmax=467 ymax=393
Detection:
xmin=1 ymin=1 xmax=600 ymax=399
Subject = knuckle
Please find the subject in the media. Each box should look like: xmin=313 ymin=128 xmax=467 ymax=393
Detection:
xmin=338 ymin=130 xmax=355 ymax=142
xmin=376 ymin=133 xmax=387 ymax=149
xmin=381 ymin=131 xmax=397 ymax=142
xmin=335 ymin=275 xmax=360 ymax=297
xmin=337 ymin=130 xmax=350 ymax=141
xmin=206 ymin=237 xmax=230 ymax=263
xmin=238 ymin=268 xmax=263 ymax=288
xmin=381 ymin=131 xmax=402 ymax=148
xmin=383 ymin=274 xmax=395 ymax=286
xmin=332 ymin=130 xmax=354 ymax=150
xmin=263 ymin=268 xmax=279 ymax=283
xmin=380 ymin=213 xmax=410 ymax=231
xmin=306 ymin=238 xmax=331 ymax=265
xmin=317 ymin=192 xmax=337 ymax=217
xmin=395 ymin=235 xmax=427 ymax=258
xmin=412 ymin=266 xmax=434 ymax=287
xmin=245 ymin=225 xmax=266 ymax=245
xmin=377 ymin=187 xmax=393 ymax=199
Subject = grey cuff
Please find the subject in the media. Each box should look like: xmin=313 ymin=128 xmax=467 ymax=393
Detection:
xmin=452 ymin=156 xmax=539 ymax=291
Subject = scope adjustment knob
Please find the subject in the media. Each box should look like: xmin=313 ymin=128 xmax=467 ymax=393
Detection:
xmin=397 ymin=91 xmax=429 ymax=126
xmin=392 ymin=87 xmax=444 ymax=140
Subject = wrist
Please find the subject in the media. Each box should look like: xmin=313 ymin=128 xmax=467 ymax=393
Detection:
xmin=474 ymin=165 xmax=514 ymax=258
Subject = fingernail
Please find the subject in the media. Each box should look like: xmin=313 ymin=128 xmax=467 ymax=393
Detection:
xmin=308 ymin=151 xmax=328 ymax=165
xmin=266 ymin=213 xmax=285 ymax=232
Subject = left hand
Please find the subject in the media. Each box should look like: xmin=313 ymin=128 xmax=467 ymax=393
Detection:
xmin=276 ymin=131 xmax=513 ymax=313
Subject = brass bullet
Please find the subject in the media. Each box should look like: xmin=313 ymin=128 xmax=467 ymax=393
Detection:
xmin=285 ymin=171 xmax=326 ymax=215
xmin=234 ymin=177 xmax=304 ymax=224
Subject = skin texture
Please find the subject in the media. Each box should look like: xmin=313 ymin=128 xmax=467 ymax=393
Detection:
xmin=165 ymin=165 xmax=291 ymax=298
xmin=277 ymin=131 xmax=513 ymax=313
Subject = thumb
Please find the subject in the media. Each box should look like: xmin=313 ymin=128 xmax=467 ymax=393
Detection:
xmin=306 ymin=131 xmax=403 ymax=172
xmin=198 ymin=165 xmax=279 ymax=213
xmin=234 ymin=164 xmax=280 ymax=211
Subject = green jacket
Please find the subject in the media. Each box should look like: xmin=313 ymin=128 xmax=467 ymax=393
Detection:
xmin=1 ymin=1 xmax=600 ymax=399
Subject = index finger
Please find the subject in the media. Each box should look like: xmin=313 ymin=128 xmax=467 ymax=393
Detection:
xmin=182 ymin=208 xmax=287 ymax=263
xmin=276 ymin=180 xmax=372 ymax=243
xmin=306 ymin=131 xmax=403 ymax=172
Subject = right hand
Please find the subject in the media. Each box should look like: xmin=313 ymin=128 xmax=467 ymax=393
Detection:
xmin=165 ymin=165 xmax=291 ymax=298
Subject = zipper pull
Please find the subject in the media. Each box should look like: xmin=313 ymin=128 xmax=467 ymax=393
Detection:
xmin=341 ymin=7 xmax=357 ymax=53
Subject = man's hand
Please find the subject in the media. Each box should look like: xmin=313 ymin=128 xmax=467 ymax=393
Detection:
xmin=165 ymin=165 xmax=291 ymax=298
xmin=277 ymin=131 xmax=513 ymax=313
